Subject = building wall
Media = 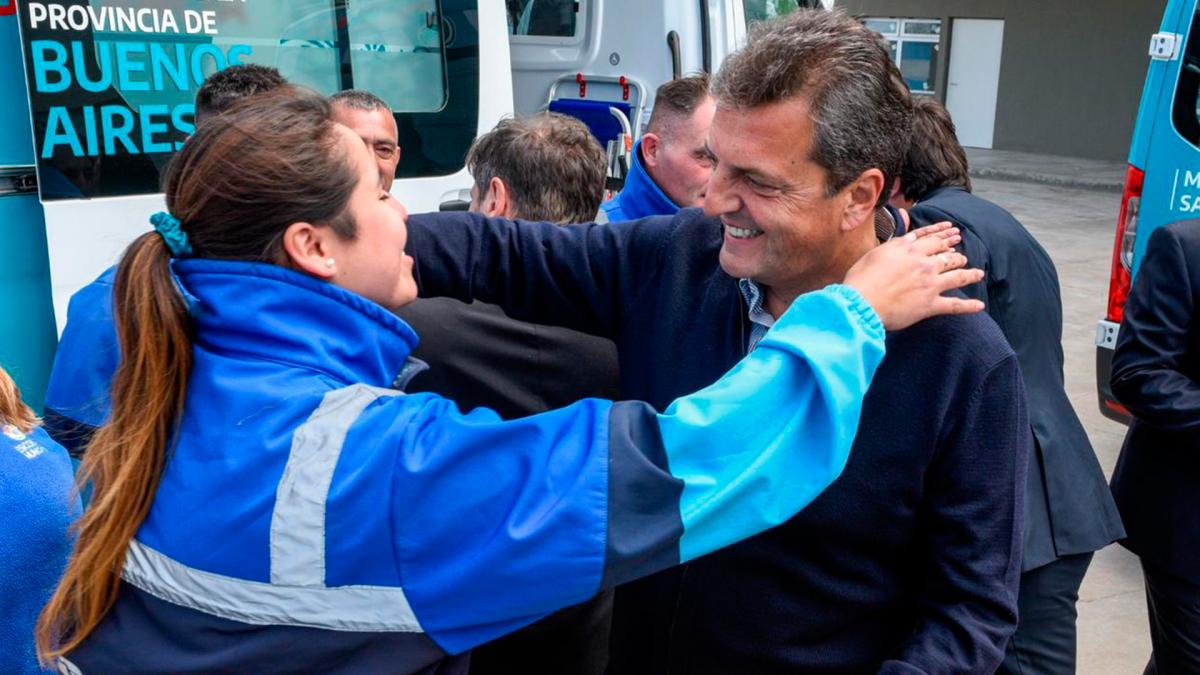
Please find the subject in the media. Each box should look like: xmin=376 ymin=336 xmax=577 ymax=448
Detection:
xmin=838 ymin=0 xmax=1166 ymax=160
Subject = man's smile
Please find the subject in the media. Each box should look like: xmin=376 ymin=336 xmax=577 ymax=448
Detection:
xmin=724 ymin=224 xmax=764 ymax=240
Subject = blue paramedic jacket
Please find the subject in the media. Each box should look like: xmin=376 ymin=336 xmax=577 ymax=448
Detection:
xmin=1 ymin=425 xmax=80 ymax=675
xmin=599 ymin=140 xmax=680 ymax=222
xmin=55 ymin=258 xmax=884 ymax=673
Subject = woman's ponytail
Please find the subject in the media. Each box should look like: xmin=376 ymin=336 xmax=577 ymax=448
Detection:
xmin=36 ymin=232 xmax=193 ymax=661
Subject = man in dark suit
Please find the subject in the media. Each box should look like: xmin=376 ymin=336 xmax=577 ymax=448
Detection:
xmin=393 ymin=112 xmax=620 ymax=675
xmin=1110 ymin=221 xmax=1200 ymax=675
xmin=894 ymin=98 xmax=1125 ymax=675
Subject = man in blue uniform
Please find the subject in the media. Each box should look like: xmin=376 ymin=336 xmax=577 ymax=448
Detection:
xmin=43 ymin=65 xmax=287 ymax=456
xmin=599 ymin=74 xmax=714 ymax=221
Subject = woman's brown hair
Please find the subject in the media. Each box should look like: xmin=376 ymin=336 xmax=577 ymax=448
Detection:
xmin=0 ymin=367 xmax=38 ymax=433
xmin=36 ymin=86 xmax=361 ymax=662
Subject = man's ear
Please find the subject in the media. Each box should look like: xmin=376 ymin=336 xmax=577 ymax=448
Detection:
xmin=483 ymin=176 xmax=512 ymax=218
xmin=281 ymin=222 xmax=337 ymax=279
xmin=840 ymin=168 xmax=886 ymax=233
xmin=641 ymin=133 xmax=662 ymax=169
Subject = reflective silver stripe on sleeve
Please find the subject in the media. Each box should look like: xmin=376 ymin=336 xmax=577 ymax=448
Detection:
xmin=122 ymin=539 xmax=423 ymax=632
xmin=270 ymin=384 xmax=402 ymax=586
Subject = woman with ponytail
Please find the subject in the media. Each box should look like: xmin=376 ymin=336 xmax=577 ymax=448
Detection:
xmin=0 ymin=366 xmax=80 ymax=674
xmin=37 ymin=86 xmax=975 ymax=674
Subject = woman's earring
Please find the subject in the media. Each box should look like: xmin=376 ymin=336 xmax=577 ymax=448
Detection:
xmin=325 ymin=258 xmax=336 ymax=269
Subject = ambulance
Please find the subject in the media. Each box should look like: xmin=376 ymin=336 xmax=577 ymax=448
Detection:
xmin=1 ymin=0 xmax=823 ymax=410
xmin=1096 ymin=0 xmax=1200 ymax=422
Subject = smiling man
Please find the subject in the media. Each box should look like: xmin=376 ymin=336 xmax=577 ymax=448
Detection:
xmin=404 ymin=10 xmax=1025 ymax=673
xmin=330 ymin=89 xmax=400 ymax=192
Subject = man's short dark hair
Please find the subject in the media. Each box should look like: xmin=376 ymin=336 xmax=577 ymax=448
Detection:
xmin=467 ymin=112 xmax=606 ymax=224
xmin=195 ymin=64 xmax=287 ymax=121
xmin=711 ymin=9 xmax=913 ymax=207
xmin=646 ymin=73 xmax=711 ymax=137
xmin=329 ymin=89 xmax=393 ymax=113
xmin=898 ymin=97 xmax=972 ymax=202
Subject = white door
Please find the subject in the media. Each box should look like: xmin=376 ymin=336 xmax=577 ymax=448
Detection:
xmin=946 ymin=19 xmax=1005 ymax=149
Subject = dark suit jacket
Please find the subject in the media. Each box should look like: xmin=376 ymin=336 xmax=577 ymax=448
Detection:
xmin=398 ymin=298 xmax=619 ymax=419
xmin=1110 ymin=221 xmax=1200 ymax=584
xmin=911 ymin=186 xmax=1125 ymax=569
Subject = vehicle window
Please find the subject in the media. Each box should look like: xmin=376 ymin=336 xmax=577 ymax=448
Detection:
xmin=899 ymin=41 xmax=938 ymax=94
xmin=18 ymin=0 xmax=477 ymax=201
xmin=743 ymin=0 xmax=804 ymax=27
xmin=507 ymin=0 xmax=579 ymax=38
xmin=1173 ymin=9 xmax=1200 ymax=147
xmin=864 ymin=16 xmax=941 ymax=96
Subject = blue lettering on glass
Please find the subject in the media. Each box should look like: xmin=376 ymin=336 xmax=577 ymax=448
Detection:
xmin=115 ymin=42 xmax=151 ymax=92
xmin=31 ymin=40 xmax=70 ymax=94
xmin=172 ymin=104 xmax=196 ymax=149
xmin=101 ymin=106 xmax=138 ymax=155
xmin=227 ymin=44 xmax=252 ymax=65
xmin=82 ymin=105 xmax=99 ymax=155
xmin=140 ymin=105 xmax=173 ymax=153
xmin=71 ymin=40 xmax=113 ymax=93
xmin=189 ymin=44 xmax=227 ymax=85
xmin=150 ymin=42 xmax=190 ymax=91
xmin=41 ymin=108 xmax=84 ymax=159
xmin=31 ymin=40 xmax=251 ymax=158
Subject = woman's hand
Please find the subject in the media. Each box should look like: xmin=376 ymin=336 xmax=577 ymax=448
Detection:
xmin=844 ymin=222 xmax=985 ymax=331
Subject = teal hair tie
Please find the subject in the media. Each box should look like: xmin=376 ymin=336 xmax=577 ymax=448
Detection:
xmin=150 ymin=212 xmax=193 ymax=258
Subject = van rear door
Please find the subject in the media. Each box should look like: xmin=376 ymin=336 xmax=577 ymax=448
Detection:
xmin=1097 ymin=0 xmax=1197 ymax=421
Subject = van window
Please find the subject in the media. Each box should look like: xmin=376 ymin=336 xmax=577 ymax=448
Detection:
xmin=508 ymin=0 xmax=580 ymax=39
xmin=18 ymin=0 xmax=478 ymax=200
xmin=1172 ymin=9 xmax=1200 ymax=147
xmin=744 ymin=0 xmax=803 ymax=27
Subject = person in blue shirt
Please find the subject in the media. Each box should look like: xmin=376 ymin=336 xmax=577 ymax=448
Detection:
xmin=599 ymin=74 xmax=715 ymax=222
xmin=35 ymin=86 xmax=977 ymax=674
xmin=0 ymin=366 xmax=80 ymax=675
xmin=43 ymin=64 xmax=287 ymax=457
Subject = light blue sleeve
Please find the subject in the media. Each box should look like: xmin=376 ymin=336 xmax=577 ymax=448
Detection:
xmin=657 ymin=283 xmax=886 ymax=562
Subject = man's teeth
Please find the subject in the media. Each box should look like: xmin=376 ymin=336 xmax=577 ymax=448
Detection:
xmin=726 ymin=225 xmax=764 ymax=239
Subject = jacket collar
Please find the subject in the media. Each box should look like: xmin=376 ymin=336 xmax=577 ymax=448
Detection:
xmin=612 ymin=140 xmax=681 ymax=219
xmin=171 ymin=259 xmax=418 ymax=389
xmin=917 ymin=185 xmax=969 ymax=204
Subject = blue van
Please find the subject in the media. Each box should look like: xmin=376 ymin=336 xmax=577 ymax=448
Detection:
xmin=1098 ymin=0 xmax=1200 ymax=422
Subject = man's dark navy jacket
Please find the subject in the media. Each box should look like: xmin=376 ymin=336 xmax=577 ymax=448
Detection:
xmin=909 ymin=186 xmax=1125 ymax=569
xmin=406 ymin=208 xmax=1030 ymax=674
xmin=1111 ymin=221 xmax=1200 ymax=585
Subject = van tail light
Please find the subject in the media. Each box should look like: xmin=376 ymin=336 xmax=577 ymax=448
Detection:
xmin=1106 ymin=165 xmax=1144 ymax=324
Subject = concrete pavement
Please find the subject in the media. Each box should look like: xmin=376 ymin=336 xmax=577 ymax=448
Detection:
xmin=965 ymin=148 xmax=1128 ymax=193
